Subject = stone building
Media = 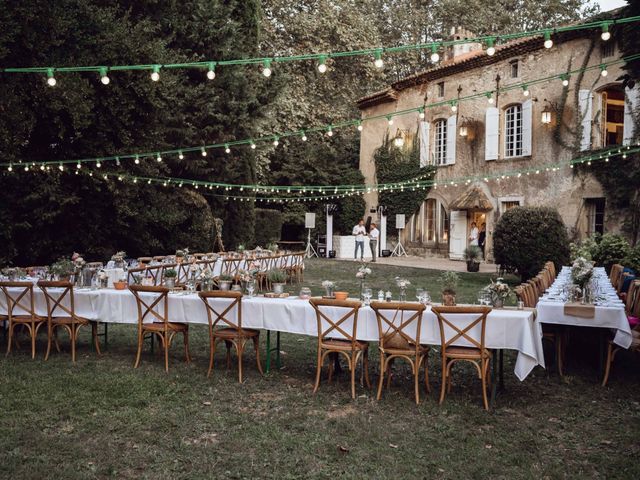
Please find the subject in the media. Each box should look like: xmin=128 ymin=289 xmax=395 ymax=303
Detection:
xmin=357 ymin=17 xmax=638 ymax=261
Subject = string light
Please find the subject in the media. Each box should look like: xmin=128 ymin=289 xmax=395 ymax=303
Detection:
xmin=76 ymin=161 xmax=81 ymax=169
xmin=99 ymin=67 xmax=110 ymax=85
xmin=178 ymin=151 xmax=184 ymax=160
xmin=326 ymin=126 xmax=334 ymax=137
xmin=356 ymin=121 xmax=363 ymax=132
xmin=58 ymin=162 xmax=63 ymax=171
xmin=318 ymin=55 xmax=327 ymax=73
xmin=225 ymin=144 xmax=231 ymax=154
xmin=206 ymin=62 xmax=216 ymax=80
xmin=150 ymin=65 xmax=160 ymax=82
xmin=374 ymin=50 xmax=384 ymax=69
xmin=419 ymin=107 xmax=425 ymax=119
xmin=522 ymin=85 xmax=529 ymax=96
xmin=273 ymin=137 xmax=279 ymax=147
xmin=487 ymin=92 xmax=494 ymax=104
xmin=250 ymin=141 xmax=256 ymax=149
xmin=262 ymin=59 xmax=272 ymax=77
xmin=451 ymin=101 xmax=458 ymax=112
xmin=156 ymin=153 xmax=162 ymax=162
xmin=46 ymin=68 xmax=56 ymax=86
xmin=486 ymin=37 xmax=496 ymax=56
xmin=600 ymin=64 xmax=608 ymax=77
xmin=134 ymin=155 xmax=140 ymax=165
xmin=201 ymin=147 xmax=207 ymax=157
xmin=430 ymin=44 xmax=440 ymax=63
xmin=96 ymin=161 xmax=102 ymax=168
xmin=601 ymin=23 xmax=611 ymax=41
xmin=561 ymin=74 xmax=570 ymax=87
xmin=301 ymin=131 xmax=308 ymax=141
xmin=543 ymin=30 xmax=553 ymax=49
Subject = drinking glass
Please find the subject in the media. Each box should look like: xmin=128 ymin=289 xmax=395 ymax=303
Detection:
xmin=246 ymin=280 xmax=256 ymax=297
xmin=416 ymin=288 xmax=425 ymax=303
xmin=363 ymin=287 xmax=372 ymax=306
xmin=423 ymin=291 xmax=432 ymax=305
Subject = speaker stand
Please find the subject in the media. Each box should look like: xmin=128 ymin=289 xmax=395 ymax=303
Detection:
xmin=305 ymin=228 xmax=318 ymax=258
xmin=391 ymin=228 xmax=407 ymax=257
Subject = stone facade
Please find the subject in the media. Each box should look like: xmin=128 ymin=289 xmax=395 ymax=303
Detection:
xmin=358 ymin=25 xmax=638 ymax=261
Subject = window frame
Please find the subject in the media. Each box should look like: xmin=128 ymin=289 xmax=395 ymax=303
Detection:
xmin=504 ymin=103 xmax=524 ymax=158
xmin=436 ymin=81 xmax=445 ymax=98
xmin=433 ymin=118 xmax=448 ymax=166
xmin=585 ymin=198 xmax=605 ymax=235
xmin=509 ymin=59 xmax=519 ymax=79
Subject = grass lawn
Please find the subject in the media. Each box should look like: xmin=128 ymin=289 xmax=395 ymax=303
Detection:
xmin=1 ymin=259 xmax=639 ymax=479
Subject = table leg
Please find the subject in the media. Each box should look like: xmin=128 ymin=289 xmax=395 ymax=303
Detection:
xmin=276 ymin=331 xmax=282 ymax=369
xmin=265 ymin=331 xmax=271 ymax=374
xmin=265 ymin=331 xmax=282 ymax=374
xmin=499 ymin=349 xmax=505 ymax=391
xmin=490 ymin=349 xmax=505 ymax=407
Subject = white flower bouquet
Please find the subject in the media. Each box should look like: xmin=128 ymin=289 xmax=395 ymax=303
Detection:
xmin=356 ymin=264 xmax=372 ymax=279
xmin=395 ymin=277 xmax=411 ymax=289
xmin=571 ymin=257 xmax=594 ymax=289
xmin=484 ymin=278 xmax=512 ymax=305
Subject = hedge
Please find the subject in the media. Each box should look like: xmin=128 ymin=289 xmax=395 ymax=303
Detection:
xmin=254 ymin=208 xmax=283 ymax=247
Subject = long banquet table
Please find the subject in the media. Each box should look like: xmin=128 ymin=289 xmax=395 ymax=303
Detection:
xmin=536 ymin=266 xmax=632 ymax=349
xmin=0 ymin=287 xmax=545 ymax=381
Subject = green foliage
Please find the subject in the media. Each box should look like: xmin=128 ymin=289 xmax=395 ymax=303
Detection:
xmin=254 ymin=208 xmax=284 ymax=247
xmin=493 ymin=207 xmax=570 ymax=280
xmin=464 ymin=246 xmax=482 ymax=262
xmin=374 ymin=133 xmax=436 ymax=231
xmin=163 ymin=268 xmax=177 ymax=278
xmin=267 ymin=269 xmax=287 ymax=283
xmin=334 ymin=170 xmax=367 ymax=235
xmin=624 ymin=244 xmax=640 ymax=273
xmin=438 ymin=271 xmax=460 ymax=293
xmin=571 ymin=233 xmax=633 ymax=273
xmin=50 ymin=258 xmax=75 ymax=277
xmin=570 ymin=233 xmax=600 ymax=261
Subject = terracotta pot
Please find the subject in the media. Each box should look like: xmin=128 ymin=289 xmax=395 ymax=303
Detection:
xmin=442 ymin=292 xmax=456 ymax=306
xmin=113 ymin=281 xmax=127 ymax=290
xmin=334 ymin=291 xmax=349 ymax=301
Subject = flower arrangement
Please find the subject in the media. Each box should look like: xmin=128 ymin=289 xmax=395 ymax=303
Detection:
xmin=175 ymin=248 xmax=189 ymax=258
xmin=237 ymin=244 xmax=246 ymax=253
xmin=218 ymin=273 xmax=233 ymax=282
xmin=73 ymin=254 xmax=86 ymax=270
xmin=199 ymin=267 xmax=214 ymax=281
xmin=356 ymin=264 xmax=372 ymax=279
xmin=111 ymin=251 xmax=126 ymax=262
xmin=395 ymin=277 xmax=411 ymax=289
xmin=438 ymin=271 xmax=459 ymax=294
xmin=97 ymin=269 xmax=109 ymax=288
xmin=1 ymin=267 xmax=26 ymax=279
xmin=484 ymin=278 xmax=512 ymax=305
xmin=322 ymin=280 xmax=336 ymax=289
xmin=571 ymin=256 xmax=594 ymax=289
xmin=239 ymin=262 xmax=260 ymax=283
xmin=266 ymin=242 xmax=278 ymax=253
xmin=267 ymin=269 xmax=287 ymax=284
xmin=50 ymin=258 xmax=75 ymax=278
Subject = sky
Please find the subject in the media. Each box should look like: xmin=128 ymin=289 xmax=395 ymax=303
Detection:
xmin=595 ymin=0 xmax=627 ymax=11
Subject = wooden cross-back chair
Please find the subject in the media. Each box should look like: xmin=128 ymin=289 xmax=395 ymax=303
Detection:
xmin=129 ymin=285 xmax=190 ymax=373
xmin=431 ymin=306 xmax=493 ymax=410
xmin=140 ymin=265 xmax=164 ymax=286
xmin=309 ymin=298 xmax=370 ymax=399
xmin=602 ymin=280 xmax=640 ymax=386
xmin=254 ymin=256 xmax=273 ymax=291
xmin=609 ymin=264 xmax=624 ymax=291
xmin=221 ymin=258 xmax=243 ymax=279
xmin=198 ymin=291 xmax=263 ymax=383
xmin=175 ymin=262 xmax=192 ymax=286
xmin=37 ymin=281 xmax=101 ymax=363
xmin=137 ymin=257 xmax=153 ymax=265
xmin=0 ymin=281 xmax=46 ymax=358
xmin=370 ymin=301 xmax=430 ymax=404
xmin=152 ymin=255 xmax=166 ymax=263
xmin=285 ymin=253 xmax=305 ymax=284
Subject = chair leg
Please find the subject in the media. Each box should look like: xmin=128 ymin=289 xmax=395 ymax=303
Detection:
xmin=225 ymin=340 xmax=232 ymax=369
xmin=423 ymin=354 xmax=431 ymax=393
xmin=6 ymin=322 xmax=13 ymax=356
xmin=134 ymin=329 xmax=143 ymax=369
xmin=71 ymin=326 xmax=77 ymax=363
xmin=208 ymin=337 xmax=217 ymax=377
xmin=183 ymin=329 xmax=190 ymax=363
xmin=163 ymin=334 xmax=169 ymax=373
xmin=30 ymin=323 xmax=37 ymax=359
xmin=363 ymin=349 xmax=371 ymax=389
xmin=602 ymin=343 xmax=617 ymax=386
xmin=237 ymin=340 xmax=245 ymax=383
xmin=252 ymin=336 xmax=264 ymax=375
xmin=481 ymin=359 xmax=490 ymax=410
xmin=45 ymin=324 xmax=53 ymax=361
xmin=313 ymin=347 xmax=323 ymax=394
xmin=439 ymin=359 xmax=447 ymax=405
xmin=350 ymin=352 xmax=357 ymax=399
xmin=414 ymin=359 xmax=420 ymax=405
xmin=386 ymin=358 xmax=393 ymax=390
xmin=376 ymin=354 xmax=386 ymax=400
xmin=92 ymin=322 xmax=101 ymax=356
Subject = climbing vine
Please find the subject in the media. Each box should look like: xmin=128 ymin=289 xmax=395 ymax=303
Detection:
xmin=374 ymin=130 xmax=436 ymax=230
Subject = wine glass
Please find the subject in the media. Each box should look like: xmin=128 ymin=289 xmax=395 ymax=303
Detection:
xmin=246 ymin=280 xmax=256 ymax=297
xmin=423 ymin=291 xmax=432 ymax=305
xmin=363 ymin=287 xmax=372 ymax=306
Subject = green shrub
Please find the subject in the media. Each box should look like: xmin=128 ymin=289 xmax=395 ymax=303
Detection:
xmin=493 ymin=207 xmax=570 ymax=281
xmin=624 ymin=244 xmax=640 ymax=273
xmin=593 ymin=233 xmax=632 ymax=273
xmin=570 ymin=233 xmax=600 ymax=261
xmin=254 ymin=208 xmax=283 ymax=247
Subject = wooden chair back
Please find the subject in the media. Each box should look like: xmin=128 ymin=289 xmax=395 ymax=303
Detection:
xmin=86 ymin=262 xmax=104 ymax=269
xmin=0 ymin=281 xmax=37 ymax=320
xmin=129 ymin=284 xmax=170 ymax=327
xmin=137 ymin=257 xmax=153 ymax=265
xmin=221 ymin=258 xmax=243 ymax=278
xmin=545 ymin=261 xmax=556 ymax=280
xmin=627 ymin=280 xmax=640 ymax=318
xmin=139 ymin=265 xmax=163 ymax=286
xmin=198 ymin=291 xmax=244 ymax=331
xmin=610 ymin=264 xmax=624 ymax=290
xmin=152 ymin=255 xmax=166 ymax=262
xmin=37 ymin=281 xmax=79 ymax=322
xmin=309 ymin=298 xmax=361 ymax=348
xmin=431 ymin=306 xmax=492 ymax=352
xmin=370 ymin=301 xmax=426 ymax=353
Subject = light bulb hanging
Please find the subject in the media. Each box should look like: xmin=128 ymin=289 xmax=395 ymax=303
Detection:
xmin=387 ymin=115 xmax=393 ymax=126
xmin=522 ymin=85 xmax=530 ymax=96
xmin=543 ymin=30 xmax=553 ymax=49
xmin=561 ymin=74 xmax=570 ymax=87
xmin=430 ymin=44 xmax=440 ymax=63
xmin=374 ymin=50 xmax=384 ymax=69
xmin=96 ymin=161 xmax=102 ymax=168
xmin=134 ymin=155 xmax=140 ymax=165
xmin=487 ymin=92 xmax=494 ymax=104
xmin=46 ymin=68 xmax=56 ymax=86
xmin=156 ymin=153 xmax=162 ymax=162
xmin=201 ymin=147 xmax=207 ymax=156
xmin=250 ymin=141 xmax=257 ymax=149
xmin=151 ymin=65 xmax=160 ymax=82
xmin=486 ymin=37 xmax=496 ymax=56
xmin=317 ymin=55 xmax=327 ymax=73
xmin=178 ymin=151 xmax=184 ymax=160
xmin=99 ymin=67 xmax=110 ymax=85
xmin=600 ymin=64 xmax=608 ymax=77
xmin=419 ymin=107 xmax=425 ymax=119
xmin=225 ymin=144 xmax=231 ymax=153
xmin=451 ymin=101 xmax=458 ymax=112
xmin=301 ymin=131 xmax=308 ymax=141
xmin=206 ymin=62 xmax=216 ymax=80
xmin=356 ymin=121 xmax=363 ymax=132
xmin=326 ymin=126 xmax=334 ymax=137
xmin=273 ymin=136 xmax=279 ymax=147
xmin=601 ymin=23 xmax=611 ymax=41
xmin=262 ymin=59 xmax=272 ymax=77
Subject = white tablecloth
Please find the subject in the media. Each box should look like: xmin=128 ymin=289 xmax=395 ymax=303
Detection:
xmin=536 ymin=267 xmax=632 ymax=349
xmin=0 ymin=288 xmax=544 ymax=381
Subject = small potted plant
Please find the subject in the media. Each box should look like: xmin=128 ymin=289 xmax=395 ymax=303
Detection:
xmin=113 ymin=275 xmax=128 ymax=290
xmin=267 ymin=269 xmax=287 ymax=294
xmin=266 ymin=242 xmax=278 ymax=253
xmin=50 ymin=258 xmax=75 ymax=282
xmin=322 ymin=280 xmax=336 ymax=298
xmin=395 ymin=277 xmax=411 ymax=302
xmin=463 ymin=245 xmax=482 ymax=272
xmin=164 ymin=268 xmax=178 ymax=288
xmin=175 ymin=248 xmax=188 ymax=264
xmin=439 ymin=271 xmax=459 ymax=306
xmin=218 ymin=273 xmax=233 ymax=291
xmin=111 ymin=251 xmax=126 ymax=269
xmin=484 ymin=278 xmax=511 ymax=308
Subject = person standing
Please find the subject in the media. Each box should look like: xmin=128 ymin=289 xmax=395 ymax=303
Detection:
xmin=352 ymin=219 xmax=366 ymax=260
xmin=478 ymin=222 xmax=487 ymax=258
xmin=468 ymin=221 xmax=479 ymax=246
xmin=369 ymin=223 xmax=380 ymax=262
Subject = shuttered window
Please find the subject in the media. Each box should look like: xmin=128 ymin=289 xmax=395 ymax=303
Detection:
xmin=434 ymin=119 xmax=447 ymax=165
xmin=505 ymin=104 xmax=523 ymax=158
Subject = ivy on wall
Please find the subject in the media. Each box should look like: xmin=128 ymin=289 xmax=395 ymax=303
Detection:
xmin=374 ymin=131 xmax=436 ymax=231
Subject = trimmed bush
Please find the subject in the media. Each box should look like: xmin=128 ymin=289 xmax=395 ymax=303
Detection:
xmin=625 ymin=244 xmax=640 ymax=273
xmin=493 ymin=207 xmax=570 ymax=280
xmin=254 ymin=208 xmax=283 ymax=247
xmin=592 ymin=233 xmax=632 ymax=274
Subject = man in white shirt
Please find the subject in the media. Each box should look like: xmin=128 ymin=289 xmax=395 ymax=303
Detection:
xmin=352 ymin=219 xmax=366 ymax=260
xmin=369 ymin=223 xmax=380 ymax=262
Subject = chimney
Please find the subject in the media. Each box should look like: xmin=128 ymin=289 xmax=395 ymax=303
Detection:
xmin=444 ymin=27 xmax=483 ymax=61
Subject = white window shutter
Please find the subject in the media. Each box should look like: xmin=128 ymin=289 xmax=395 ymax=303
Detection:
xmin=579 ymin=89 xmax=593 ymax=151
xmin=521 ymin=99 xmax=533 ymax=156
xmin=420 ymin=121 xmax=430 ymax=167
xmin=623 ymin=85 xmax=639 ymax=146
xmin=485 ymin=107 xmax=499 ymax=160
xmin=446 ymin=115 xmax=457 ymax=164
